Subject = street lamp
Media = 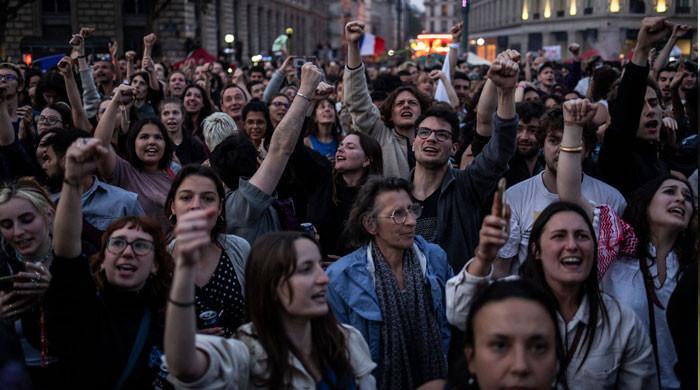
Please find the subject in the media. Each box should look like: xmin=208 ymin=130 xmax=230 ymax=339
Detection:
xmin=224 ymin=34 xmax=235 ymax=67
xmin=476 ymin=38 xmax=485 ymax=46
xmin=655 ymin=0 xmax=668 ymax=12
xmin=224 ymin=34 xmax=235 ymax=44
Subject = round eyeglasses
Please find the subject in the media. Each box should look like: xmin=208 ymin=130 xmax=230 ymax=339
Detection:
xmin=106 ymin=237 xmax=154 ymax=256
xmin=377 ymin=203 xmax=423 ymax=224
xmin=416 ymin=127 xmax=453 ymax=142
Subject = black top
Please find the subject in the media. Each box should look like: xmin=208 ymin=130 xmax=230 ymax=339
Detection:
xmin=415 ymin=189 xmax=439 ymax=242
xmin=175 ymin=132 xmax=209 ymax=166
xmin=194 ymin=251 xmax=246 ymax=338
xmin=46 ymin=254 xmax=169 ymax=389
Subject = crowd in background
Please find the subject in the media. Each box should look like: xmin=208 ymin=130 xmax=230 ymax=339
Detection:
xmin=0 ymin=15 xmax=697 ymax=390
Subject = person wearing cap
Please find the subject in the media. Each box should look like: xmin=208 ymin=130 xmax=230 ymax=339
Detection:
xmin=535 ymin=61 xmax=555 ymax=96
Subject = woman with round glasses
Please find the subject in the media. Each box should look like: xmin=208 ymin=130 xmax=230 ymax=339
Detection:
xmin=49 ymin=137 xmax=173 ymax=389
xmin=326 ymin=176 xmax=453 ymax=389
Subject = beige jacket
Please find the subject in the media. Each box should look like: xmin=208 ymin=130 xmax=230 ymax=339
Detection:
xmin=343 ymin=63 xmax=411 ymax=179
xmin=168 ymin=323 xmax=376 ymax=389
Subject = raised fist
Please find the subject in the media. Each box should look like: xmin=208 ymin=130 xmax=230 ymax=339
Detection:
xmin=563 ymin=98 xmax=596 ymax=127
xmin=345 ymin=21 xmax=365 ymax=44
xmin=143 ymin=33 xmax=157 ymax=46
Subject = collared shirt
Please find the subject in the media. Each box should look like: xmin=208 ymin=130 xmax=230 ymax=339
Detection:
xmin=446 ymin=259 xmax=657 ymax=389
xmin=52 ymin=176 xmax=144 ymax=231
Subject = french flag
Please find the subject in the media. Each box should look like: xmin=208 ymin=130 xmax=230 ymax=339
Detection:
xmin=359 ymin=32 xmax=385 ymax=56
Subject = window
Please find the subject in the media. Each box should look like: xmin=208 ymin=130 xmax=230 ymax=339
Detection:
xmin=533 ymin=0 xmax=541 ymax=19
xmin=441 ymin=4 xmax=448 ymax=16
xmin=42 ymin=0 xmax=69 ymax=13
xmin=430 ymin=20 xmax=435 ymax=32
xmin=676 ymin=0 xmax=691 ymax=13
xmin=556 ymin=0 xmax=566 ymax=16
xmin=123 ymin=0 xmax=146 ymax=15
xmin=630 ymin=0 xmax=646 ymax=13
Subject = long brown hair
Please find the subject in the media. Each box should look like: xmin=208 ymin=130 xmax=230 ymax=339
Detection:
xmin=245 ymin=231 xmax=354 ymax=388
xmin=89 ymin=216 xmax=173 ymax=307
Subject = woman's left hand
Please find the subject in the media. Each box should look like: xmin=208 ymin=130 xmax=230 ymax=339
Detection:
xmin=12 ymin=262 xmax=52 ymax=297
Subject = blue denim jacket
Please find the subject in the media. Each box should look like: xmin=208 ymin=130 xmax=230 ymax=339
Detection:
xmin=326 ymin=236 xmax=453 ymax=372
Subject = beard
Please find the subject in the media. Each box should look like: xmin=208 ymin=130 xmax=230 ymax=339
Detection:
xmin=518 ymin=144 xmax=540 ymax=159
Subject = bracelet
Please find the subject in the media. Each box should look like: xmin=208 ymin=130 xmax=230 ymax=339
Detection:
xmin=475 ymin=247 xmax=495 ymax=263
xmin=296 ymin=91 xmax=311 ymax=101
xmin=559 ymin=144 xmax=583 ymax=153
xmin=168 ymin=297 xmax=195 ymax=307
xmin=63 ymin=178 xmax=81 ymax=188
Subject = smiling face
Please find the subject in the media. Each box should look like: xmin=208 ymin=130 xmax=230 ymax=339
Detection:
xmin=0 ymin=197 xmax=53 ymax=258
xmin=277 ymin=238 xmax=329 ymax=319
xmin=134 ymin=124 xmax=166 ymax=168
xmin=101 ymin=226 xmax=157 ymax=291
xmin=168 ymin=72 xmax=187 ymax=97
xmin=647 ymin=179 xmax=693 ymax=232
xmin=391 ymin=90 xmax=421 ymax=129
xmin=535 ymin=211 xmax=595 ymax=290
xmin=243 ymin=111 xmax=266 ymax=147
xmin=636 ymin=87 xmax=662 ymax=142
xmin=335 ymin=134 xmax=369 ymax=173
xmin=222 ymin=87 xmax=247 ymax=120
xmin=170 ymin=174 xmax=222 ymax=232
xmin=413 ymin=116 xmax=455 ymax=169
xmin=183 ymin=87 xmax=204 ymax=114
xmin=92 ymin=61 xmax=114 ymax=85
xmin=160 ymin=102 xmax=184 ymax=135
xmin=365 ymin=190 xmax=417 ymax=251
xmin=268 ymin=96 xmax=289 ymax=125
xmin=466 ymin=298 xmax=557 ymax=390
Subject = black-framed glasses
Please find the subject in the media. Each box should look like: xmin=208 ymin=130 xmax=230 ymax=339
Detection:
xmin=416 ymin=127 xmax=453 ymax=142
xmin=377 ymin=203 xmax=423 ymax=224
xmin=37 ymin=116 xmax=61 ymax=125
xmin=106 ymin=237 xmax=154 ymax=256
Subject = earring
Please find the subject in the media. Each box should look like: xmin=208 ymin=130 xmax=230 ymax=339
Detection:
xmin=168 ymin=215 xmax=176 ymax=225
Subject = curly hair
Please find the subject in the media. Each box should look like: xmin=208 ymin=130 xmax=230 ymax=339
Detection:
xmin=379 ymin=85 xmax=432 ymax=129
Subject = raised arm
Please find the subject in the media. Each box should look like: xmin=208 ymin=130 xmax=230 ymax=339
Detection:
xmin=109 ymin=39 xmax=123 ymax=85
xmin=53 ymin=138 xmax=108 ymax=258
xmin=165 ymin=209 xmax=213 ymax=382
xmin=653 ymin=24 xmax=690 ymax=77
xmin=71 ymin=28 xmax=101 ymax=118
xmin=142 ymin=34 xmax=161 ymax=91
xmin=125 ymin=51 xmax=136 ymax=82
xmin=248 ymin=63 xmax=323 ymax=194
xmin=431 ymin=70 xmax=460 ymax=109
xmin=0 ymin=86 xmax=15 ymax=146
xmin=558 ymin=99 xmax=596 ymax=219
xmin=263 ymin=56 xmax=292 ymax=103
xmin=669 ymin=64 xmax=688 ymax=121
xmin=57 ymin=57 xmax=92 ymax=132
xmin=93 ymin=84 xmax=134 ymax=177
xmin=475 ymin=79 xmax=498 ymax=137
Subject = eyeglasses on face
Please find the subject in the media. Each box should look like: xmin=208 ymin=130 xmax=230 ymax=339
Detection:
xmin=270 ymin=101 xmax=289 ymax=108
xmin=0 ymin=74 xmax=18 ymax=81
xmin=377 ymin=203 xmax=423 ymax=224
xmin=106 ymin=237 xmax=155 ymax=256
xmin=37 ymin=116 xmax=62 ymax=125
xmin=416 ymin=127 xmax=453 ymax=142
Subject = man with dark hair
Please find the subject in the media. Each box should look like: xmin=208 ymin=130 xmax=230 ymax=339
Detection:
xmin=249 ymin=66 xmax=265 ymax=83
xmin=411 ymin=49 xmax=519 ymax=271
xmin=503 ymin=101 xmax=546 ymax=187
xmin=536 ymin=61 xmax=555 ymax=96
xmin=497 ymin=106 xmax=626 ymax=276
xmin=247 ymin=80 xmax=265 ymax=100
xmin=92 ymin=60 xmax=116 ymax=97
xmin=657 ymin=64 xmax=676 ymax=110
xmin=42 ymin=129 xmax=144 ymax=231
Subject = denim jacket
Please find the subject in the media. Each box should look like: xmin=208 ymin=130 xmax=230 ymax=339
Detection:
xmin=326 ymin=236 xmax=453 ymax=370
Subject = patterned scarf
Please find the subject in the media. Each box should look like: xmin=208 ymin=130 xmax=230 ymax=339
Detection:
xmin=372 ymin=242 xmax=447 ymax=390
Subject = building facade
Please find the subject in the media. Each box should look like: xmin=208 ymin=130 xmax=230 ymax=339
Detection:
xmin=4 ymin=0 xmax=331 ymax=65
xmin=463 ymin=0 xmax=696 ymax=61
xmin=423 ymin=0 xmax=462 ymax=33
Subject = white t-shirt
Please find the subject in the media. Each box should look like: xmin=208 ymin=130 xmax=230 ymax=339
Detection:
xmin=498 ymin=172 xmax=627 ymax=274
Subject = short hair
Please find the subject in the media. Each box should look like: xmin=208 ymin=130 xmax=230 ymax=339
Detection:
xmin=221 ymin=83 xmax=250 ymax=103
xmin=209 ymin=133 xmax=258 ymax=191
xmin=0 ymin=62 xmax=23 ymax=90
xmin=343 ymin=176 xmax=413 ymax=248
xmin=247 ymin=80 xmax=263 ymax=94
xmin=241 ymin=100 xmax=274 ymax=147
xmin=536 ymin=107 xmax=563 ymax=146
xmin=202 ymin=112 xmax=238 ymax=151
xmin=516 ymin=101 xmax=546 ymax=124
xmin=453 ymin=71 xmax=470 ymax=82
xmin=158 ymin=97 xmax=184 ymax=115
xmin=538 ymin=61 xmax=554 ymax=74
xmin=415 ymin=102 xmax=459 ymax=140
xmin=42 ymin=128 xmax=91 ymax=158
xmin=379 ymin=86 xmax=432 ymax=130
xmin=125 ymin=118 xmax=175 ymax=170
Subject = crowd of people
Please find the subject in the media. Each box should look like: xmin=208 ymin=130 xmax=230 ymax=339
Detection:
xmin=0 ymin=15 xmax=696 ymax=390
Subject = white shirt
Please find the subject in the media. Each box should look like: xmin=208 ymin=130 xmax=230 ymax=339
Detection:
xmin=446 ymin=260 xmax=658 ymax=389
xmin=601 ymin=245 xmax=680 ymax=390
xmin=498 ymin=172 xmax=627 ymax=274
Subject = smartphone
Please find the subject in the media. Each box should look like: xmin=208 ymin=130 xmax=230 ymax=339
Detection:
xmin=497 ymin=177 xmax=507 ymax=219
xmin=0 ymin=275 xmax=15 ymax=292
